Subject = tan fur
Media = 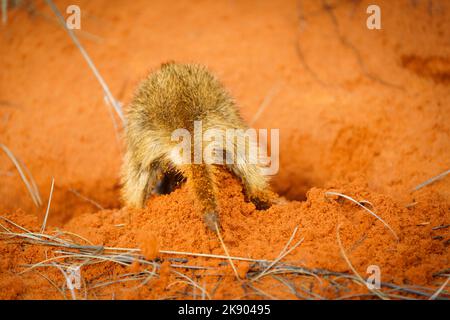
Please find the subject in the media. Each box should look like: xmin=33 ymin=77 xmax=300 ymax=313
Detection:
xmin=121 ymin=62 xmax=273 ymax=230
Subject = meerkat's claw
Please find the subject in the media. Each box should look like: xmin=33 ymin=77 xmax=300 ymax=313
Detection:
xmin=204 ymin=211 xmax=219 ymax=231
xmin=154 ymin=171 xmax=184 ymax=195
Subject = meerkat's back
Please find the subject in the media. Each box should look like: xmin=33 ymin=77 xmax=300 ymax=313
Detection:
xmin=127 ymin=63 xmax=245 ymax=134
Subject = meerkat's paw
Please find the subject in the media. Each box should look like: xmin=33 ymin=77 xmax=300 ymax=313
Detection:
xmin=248 ymin=190 xmax=277 ymax=210
xmin=204 ymin=211 xmax=219 ymax=231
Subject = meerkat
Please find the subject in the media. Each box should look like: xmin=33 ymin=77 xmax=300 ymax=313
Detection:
xmin=121 ymin=62 xmax=274 ymax=230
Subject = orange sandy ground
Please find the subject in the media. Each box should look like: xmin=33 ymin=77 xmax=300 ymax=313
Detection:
xmin=0 ymin=0 xmax=449 ymax=299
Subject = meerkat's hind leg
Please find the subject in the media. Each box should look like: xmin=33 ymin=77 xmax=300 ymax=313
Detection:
xmin=121 ymin=153 xmax=165 ymax=208
xmin=227 ymin=162 xmax=273 ymax=210
xmin=181 ymin=164 xmax=219 ymax=231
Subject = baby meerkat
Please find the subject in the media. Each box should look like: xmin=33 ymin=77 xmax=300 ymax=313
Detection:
xmin=121 ymin=62 xmax=273 ymax=230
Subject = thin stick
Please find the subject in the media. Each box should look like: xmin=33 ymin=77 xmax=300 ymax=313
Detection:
xmin=252 ymin=227 xmax=300 ymax=282
xmin=104 ymin=95 xmax=122 ymax=145
xmin=51 ymin=263 xmax=77 ymax=300
xmin=252 ymin=233 xmax=304 ymax=282
xmin=35 ymin=270 xmax=67 ymax=300
xmin=432 ymin=224 xmax=450 ymax=231
xmin=40 ymin=178 xmax=55 ymax=234
xmin=272 ymin=275 xmax=311 ymax=299
xmin=249 ymin=83 xmax=282 ymax=126
xmin=18 ymin=157 xmax=42 ymax=206
xmin=429 ymin=277 xmax=450 ymax=300
xmin=1 ymin=0 xmax=7 ymax=25
xmin=326 ymin=191 xmax=399 ymax=241
xmin=69 ymin=188 xmax=104 ymax=210
xmin=0 ymin=143 xmax=42 ymax=207
xmin=215 ymin=223 xmax=240 ymax=282
xmin=0 ymin=216 xmax=33 ymax=233
xmin=336 ymin=224 xmax=388 ymax=300
xmin=246 ymin=283 xmax=278 ymax=300
xmin=159 ymin=249 xmax=270 ymax=264
xmin=171 ymin=270 xmax=211 ymax=300
xmin=45 ymin=0 xmax=125 ymax=125
xmin=52 ymin=229 xmax=95 ymax=246
xmin=19 ymin=254 xmax=88 ymax=274
xmin=30 ymin=8 xmax=104 ymax=43
xmin=278 ymin=225 xmax=299 ymax=257
xmin=262 ymin=267 xmax=323 ymax=285
xmin=413 ymin=169 xmax=450 ymax=191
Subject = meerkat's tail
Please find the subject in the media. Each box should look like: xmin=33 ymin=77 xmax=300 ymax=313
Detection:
xmin=181 ymin=163 xmax=218 ymax=231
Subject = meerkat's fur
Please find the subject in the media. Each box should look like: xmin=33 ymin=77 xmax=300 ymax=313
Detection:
xmin=121 ymin=62 xmax=273 ymax=230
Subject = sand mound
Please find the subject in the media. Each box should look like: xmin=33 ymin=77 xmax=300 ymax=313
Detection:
xmin=1 ymin=169 xmax=448 ymax=299
xmin=0 ymin=0 xmax=449 ymax=299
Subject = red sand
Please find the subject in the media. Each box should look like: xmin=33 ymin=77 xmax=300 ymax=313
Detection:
xmin=0 ymin=0 xmax=449 ymax=299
